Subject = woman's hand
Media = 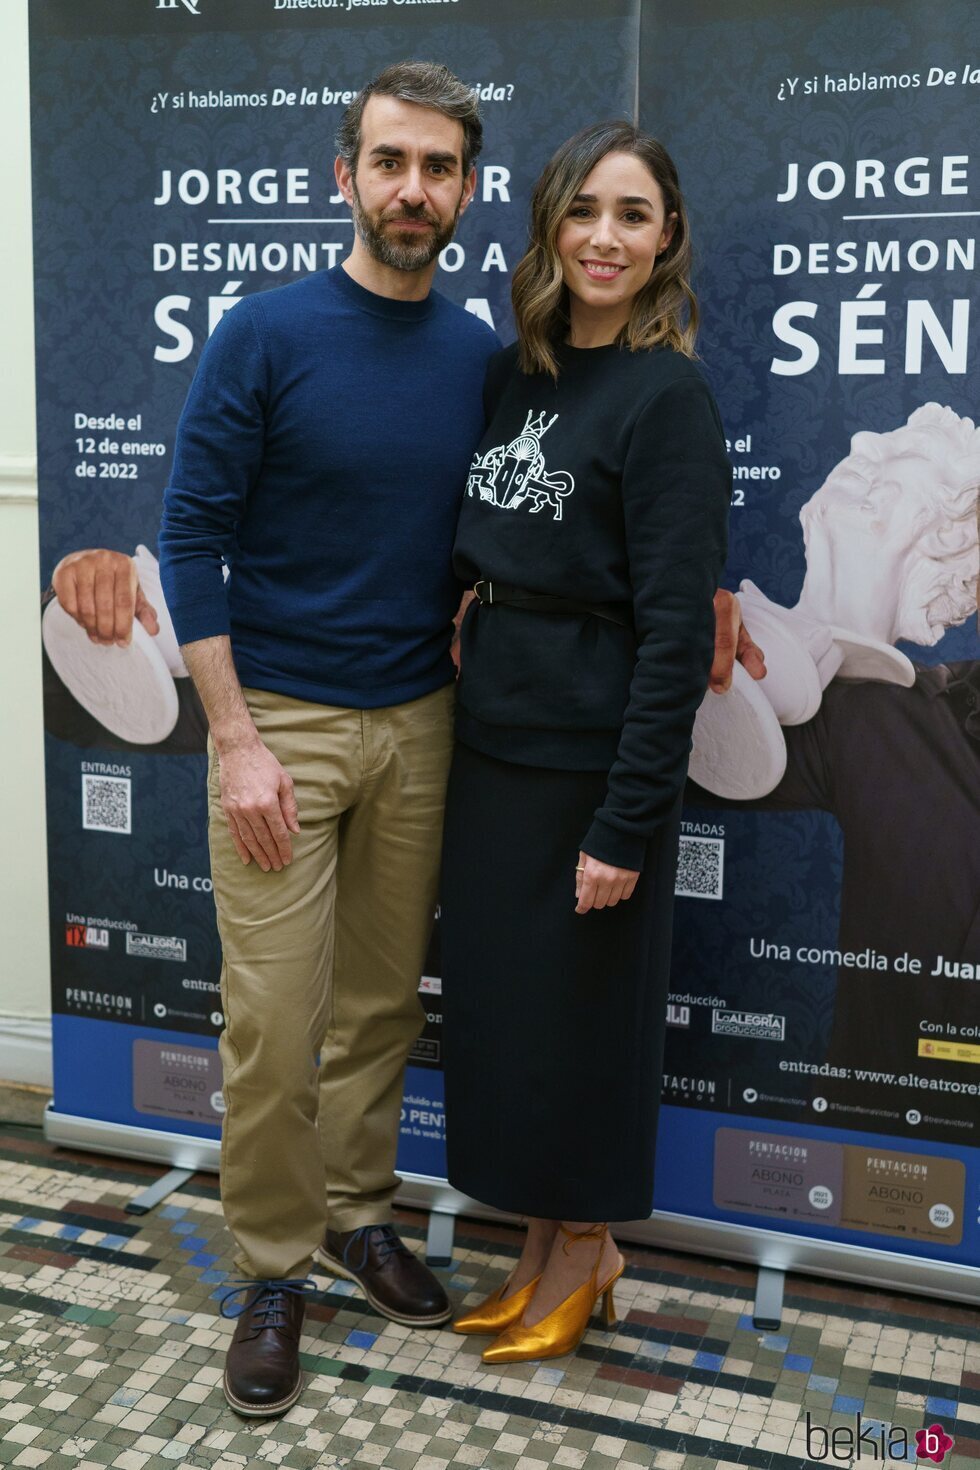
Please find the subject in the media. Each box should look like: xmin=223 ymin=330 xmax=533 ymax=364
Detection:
xmin=574 ymin=851 xmax=640 ymax=915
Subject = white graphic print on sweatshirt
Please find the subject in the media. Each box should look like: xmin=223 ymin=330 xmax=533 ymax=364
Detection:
xmin=466 ymin=412 xmax=575 ymax=521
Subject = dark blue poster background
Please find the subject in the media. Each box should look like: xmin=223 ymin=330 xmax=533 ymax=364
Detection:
xmin=644 ymin=0 xmax=980 ymax=1269
xmin=30 ymin=0 xmax=639 ymax=1168
xmin=32 ymin=0 xmax=980 ymax=1278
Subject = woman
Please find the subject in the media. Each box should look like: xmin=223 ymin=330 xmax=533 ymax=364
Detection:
xmin=440 ymin=121 xmax=731 ymax=1363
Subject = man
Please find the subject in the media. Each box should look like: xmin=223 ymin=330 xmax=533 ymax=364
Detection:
xmin=159 ymin=61 xmax=497 ymax=1417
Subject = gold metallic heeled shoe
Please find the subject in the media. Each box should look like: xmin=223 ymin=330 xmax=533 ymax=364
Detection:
xmin=452 ymin=1273 xmax=542 ymax=1335
xmin=482 ymin=1224 xmax=624 ymax=1364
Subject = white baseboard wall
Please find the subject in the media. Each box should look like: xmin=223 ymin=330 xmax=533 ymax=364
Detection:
xmin=0 ymin=1018 xmax=53 ymax=1088
xmin=0 ymin=452 xmax=38 ymax=503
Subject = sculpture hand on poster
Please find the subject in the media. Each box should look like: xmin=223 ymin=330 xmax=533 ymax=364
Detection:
xmin=42 ymin=546 xmax=208 ymax=754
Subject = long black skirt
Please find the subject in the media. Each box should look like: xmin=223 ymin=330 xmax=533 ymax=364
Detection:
xmin=440 ymin=741 xmax=682 ymax=1222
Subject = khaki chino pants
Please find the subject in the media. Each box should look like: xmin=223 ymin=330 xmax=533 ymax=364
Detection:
xmin=207 ymin=682 xmax=454 ymax=1280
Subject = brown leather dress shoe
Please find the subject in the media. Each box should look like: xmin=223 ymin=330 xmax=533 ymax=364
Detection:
xmin=220 ymin=1278 xmax=315 ymax=1417
xmin=315 ymin=1224 xmax=451 ymax=1326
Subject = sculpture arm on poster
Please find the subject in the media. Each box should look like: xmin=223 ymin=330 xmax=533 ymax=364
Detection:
xmin=690 ymin=403 xmax=980 ymax=799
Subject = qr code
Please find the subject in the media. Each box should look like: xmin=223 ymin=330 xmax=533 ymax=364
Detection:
xmin=82 ymin=774 xmax=131 ymax=834
xmin=675 ymin=835 xmax=724 ymax=900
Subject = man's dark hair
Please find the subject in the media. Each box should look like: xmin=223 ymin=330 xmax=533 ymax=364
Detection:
xmin=337 ymin=61 xmax=483 ymax=176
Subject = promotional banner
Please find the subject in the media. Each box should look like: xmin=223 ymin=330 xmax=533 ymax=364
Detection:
xmin=645 ymin=0 xmax=980 ymax=1270
xmin=33 ymin=0 xmax=979 ymax=1288
xmin=31 ymin=0 xmax=638 ymax=1166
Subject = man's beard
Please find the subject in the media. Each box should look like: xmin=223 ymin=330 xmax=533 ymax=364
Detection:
xmin=350 ymin=179 xmax=460 ymax=271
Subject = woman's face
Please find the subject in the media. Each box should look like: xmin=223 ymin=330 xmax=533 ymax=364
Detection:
xmin=556 ymin=151 xmax=676 ymax=328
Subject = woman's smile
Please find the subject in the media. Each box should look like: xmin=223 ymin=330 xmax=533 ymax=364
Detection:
xmin=578 ymin=258 xmax=628 ymax=281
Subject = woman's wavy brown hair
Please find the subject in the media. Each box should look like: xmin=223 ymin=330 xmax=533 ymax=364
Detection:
xmin=512 ymin=121 xmax=699 ymax=379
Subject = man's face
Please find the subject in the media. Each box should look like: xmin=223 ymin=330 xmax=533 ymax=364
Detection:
xmin=338 ymin=95 xmax=475 ymax=271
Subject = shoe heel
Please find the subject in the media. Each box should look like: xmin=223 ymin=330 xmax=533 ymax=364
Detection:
xmin=602 ymin=1282 xmax=618 ymax=1328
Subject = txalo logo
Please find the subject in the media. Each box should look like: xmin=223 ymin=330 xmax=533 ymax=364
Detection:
xmin=158 ymin=0 xmax=201 ymax=13
xmin=806 ymin=1412 xmax=953 ymax=1462
xmin=66 ymin=924 xmax=109 ymax=950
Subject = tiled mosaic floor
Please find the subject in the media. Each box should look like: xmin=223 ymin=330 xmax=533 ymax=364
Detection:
xmin=0 ymin=1104 xmax=978 ymax=1468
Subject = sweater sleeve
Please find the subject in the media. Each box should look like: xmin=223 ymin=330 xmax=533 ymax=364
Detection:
xmin=158 ymin=297 xmax=268 ymax=645
xmin=580 ymin=375 xmax=731 ymax=870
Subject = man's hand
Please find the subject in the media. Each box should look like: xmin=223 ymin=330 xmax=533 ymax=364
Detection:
xmin=52 ymin=548 xmax=160 ymax=647
xmin=179 ymin=633 xmax=299 ymax=871
xmin=575 ymin=851 xmax=640 ymax=914
xmin=450 ymin=588 xmax=476 ymax=674
xmin=217 ymin=735 xmax=301 ymax=872
xmin=708 ymin=588 xmax=767 ymax=692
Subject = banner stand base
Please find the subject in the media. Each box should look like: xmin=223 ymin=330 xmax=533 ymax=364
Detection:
xmin=751 ymin=1265 xmax=785 ymax=1331
xmin=126 ymin=1167 xmax=195 ymax=1215
xmin=45 ymin=1106 xmax=221 ymax=1173
xmin=44 ymin=1107 xmax=980 ymax=1305
xmin=426 ymin=1210 xmax=456 ymax=1266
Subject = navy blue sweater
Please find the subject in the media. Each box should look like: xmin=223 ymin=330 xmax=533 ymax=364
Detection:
xmin=159 ymin=266 xmax=498 ymax=708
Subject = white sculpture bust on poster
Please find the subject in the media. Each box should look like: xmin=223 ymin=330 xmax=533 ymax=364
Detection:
xmin=690 ymin=403 xmax=980 ymax=799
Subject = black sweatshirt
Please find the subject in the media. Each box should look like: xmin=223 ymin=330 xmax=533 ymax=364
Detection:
xmin=453 ymin=340 xmax=731 ymax=871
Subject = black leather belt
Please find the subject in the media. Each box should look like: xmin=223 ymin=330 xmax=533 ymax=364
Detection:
xmin=472 ymin=580 xmax=632 ymax=629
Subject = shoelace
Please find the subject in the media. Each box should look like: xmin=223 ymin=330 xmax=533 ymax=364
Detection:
xmin=219 ymin=1277 xmax=318 ymax=1326
xmin=341 ymin=1224 xmax=412 ymax=1274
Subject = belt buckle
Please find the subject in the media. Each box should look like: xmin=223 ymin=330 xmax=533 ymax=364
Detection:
xmin=474 ymin=579 xmax=493 ymax=605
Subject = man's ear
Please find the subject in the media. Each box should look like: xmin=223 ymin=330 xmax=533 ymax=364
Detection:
xmin=459 ymin=166 xmax=477 ymax=216
xmin=335 ymin=153 xmax=354 ymax=206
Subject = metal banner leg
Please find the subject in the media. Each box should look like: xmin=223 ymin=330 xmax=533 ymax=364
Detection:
xmin=125 ymin=1167 xmax=195 ymax=1215
xmin=425 ymin=1209 xmax=456 ymax=1267
xmin=752 ymin=1265 xmax=786 ymax=1331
